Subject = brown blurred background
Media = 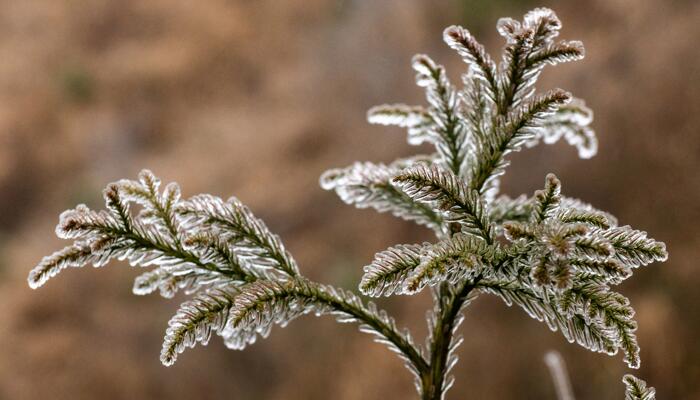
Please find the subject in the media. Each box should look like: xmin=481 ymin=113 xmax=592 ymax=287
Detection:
xmin=0 ymin=0 xmax=697 ymax=399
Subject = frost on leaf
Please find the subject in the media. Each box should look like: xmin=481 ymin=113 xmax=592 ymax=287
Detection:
xmin=28 ymin=244 xmax=95 ymax=289
xmin=393 ymin=164 xmax=492 ymax=241
xmin=360 ymin=243 xmax=426 ymax=297
xmin=29 ymin=171 xmax=250 ymax=296
xmin=494 ymin=173 xmax=667 ymax=367
xmin=367 ymin=104 xmax=435 ymax=145
xmin=442 ymin=25 xmax=497 ymax=101
xmin=537 ymin=99 xmax=597 ymax=158
xmin=623 ymin=374 xmax=656 ymax=400
xmin=177 ymin=194 xmax=299 ymax=278
xmin=405 ymin=233 xmax=490 ymax=294
xmin=320 ymin=158 xmax=444 ymax=235
xmin=161 ymin=287 xmax=240 ymax=366
xmin=30 ymin=169 xmax=428 ymax=374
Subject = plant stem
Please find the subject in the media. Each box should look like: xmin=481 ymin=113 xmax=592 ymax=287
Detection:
xmin=421 ymin=278 xmax=480 ymax=400
xmin=319 ymin=288 xmax=430 ymax=376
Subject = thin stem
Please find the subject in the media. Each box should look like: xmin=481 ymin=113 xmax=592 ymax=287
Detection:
xmin=544 ymin=351 xmax=576 ymax=400
xmin=102 ymin=224 xmax=248 ymax=281
xmin=320 ymin=290 xmax=430 ymax=376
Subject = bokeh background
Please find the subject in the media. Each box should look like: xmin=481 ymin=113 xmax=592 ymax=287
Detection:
xmin=0 ymin=0 xmax=697 ymax=399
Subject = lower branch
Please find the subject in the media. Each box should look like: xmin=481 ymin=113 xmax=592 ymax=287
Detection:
xmin=318 ymin=286 xmax=430 ymax=377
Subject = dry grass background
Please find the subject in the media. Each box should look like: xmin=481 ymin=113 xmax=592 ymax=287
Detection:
xmin=0 ymin=0 xmax=697 ymax=399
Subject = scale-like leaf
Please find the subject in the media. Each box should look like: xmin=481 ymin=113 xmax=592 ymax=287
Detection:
xmin=623 ymin=374 xmax=656 ymax=400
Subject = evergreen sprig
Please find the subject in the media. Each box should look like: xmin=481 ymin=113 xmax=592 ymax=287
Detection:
xmin=623 ymin=374 xmax=657 ymax=400
xmin=29 ymin=7 xmax=666 ymax=399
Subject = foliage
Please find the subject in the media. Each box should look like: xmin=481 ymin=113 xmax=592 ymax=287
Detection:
xmin=623 ymin=374 xmax=656 ymax=400
xmin=29 ymin=8 xmax=665 ymax=400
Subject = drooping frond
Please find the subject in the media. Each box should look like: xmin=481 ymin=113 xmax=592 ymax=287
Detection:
xmin=161 ymin=287 xmax=240 ymax=366
xmin=538 ymin=98 xmax=597 ymax=159
xmin=623 ymin=374 xmax=656 ymax=400
xmin=28 ymin=243 xmax=94 ymax=289
xmin=320 ymin=159 xmax=444 ymax=234
xmin=393 ymin=164 xmax=492 ymax=240
xmin=478 ymin=280 xmax=619 ymax=358
xmin=489 ymin=172 xmax=668 ymax=367
xmin=360 ymin=243 xmax=426 ymax=297
xmin=559 ymin=282 xmax=640 ymax=368
xmin=228 ymin=279 xmax=427 ymax=386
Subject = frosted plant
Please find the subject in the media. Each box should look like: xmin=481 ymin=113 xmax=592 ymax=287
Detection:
xmin=623 ymin=374 xmax=656 ymax=400
xmin=29 ymin=8 xmax=665 ymax=400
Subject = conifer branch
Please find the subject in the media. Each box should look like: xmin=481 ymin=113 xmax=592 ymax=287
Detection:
xmin=28 ymin=7 xmax=668 ymax=400
xmin=623 ymin=374 xmax=656 ymax=400
xmin=229 ymin=279 xmax=429 ymax=381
